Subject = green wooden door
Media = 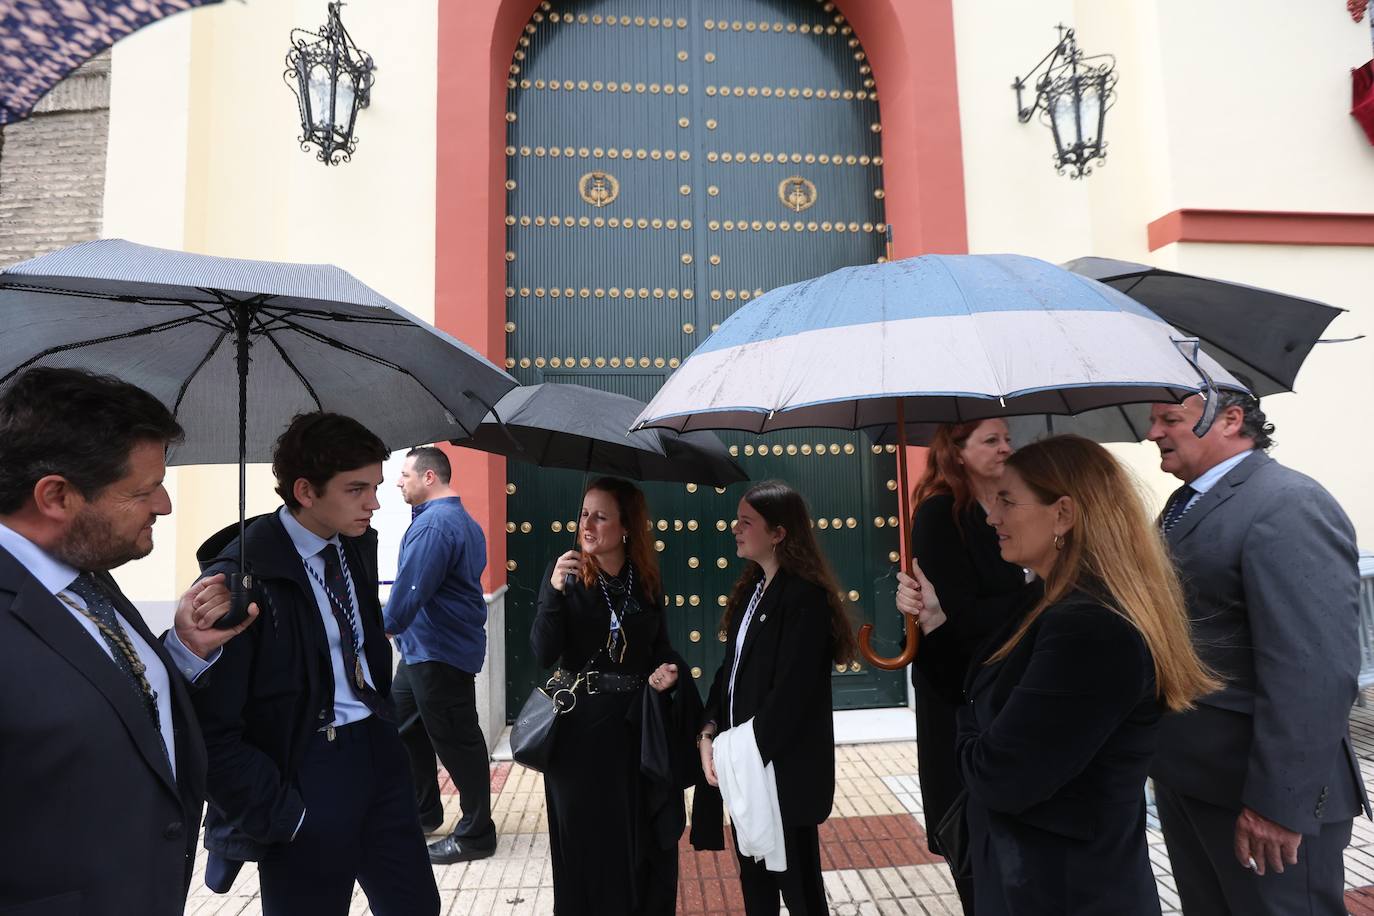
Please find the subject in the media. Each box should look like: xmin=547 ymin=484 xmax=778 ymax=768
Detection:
xmin=501 ymin=0 xmax=905 ymax=719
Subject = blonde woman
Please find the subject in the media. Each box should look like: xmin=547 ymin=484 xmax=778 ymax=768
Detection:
xmin=905 ymin=435 xmax=1220 ymax=915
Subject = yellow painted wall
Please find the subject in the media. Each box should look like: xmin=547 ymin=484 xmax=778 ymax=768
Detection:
xmin=102 ymin=1 xmax=438 ymax=616
xmin=952 ymin=1 xmax=1374 ymax=544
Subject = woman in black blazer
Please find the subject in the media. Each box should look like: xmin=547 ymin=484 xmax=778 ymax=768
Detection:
xmin=910 ymin=436 xmax=1220 ymax=915
xmin=697 ymin=480 xmax=857 ymax=916
xmin=901 ymin=419 xmax=1040 ymax=914
xmin=531 ymin=477 xmax=686 ymax=916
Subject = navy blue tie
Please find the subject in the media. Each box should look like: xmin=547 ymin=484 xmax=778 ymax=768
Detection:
xmin=1161 ymin=485 xmax=1198 ymax=532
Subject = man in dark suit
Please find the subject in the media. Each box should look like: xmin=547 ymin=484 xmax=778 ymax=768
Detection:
xmin=1147 ymin=391 xmax=1368 ymax=915
xmin=192 ymin=412 xmax=439 ymax=916
xmin=0 ymin=367 xmax=255 ymax=916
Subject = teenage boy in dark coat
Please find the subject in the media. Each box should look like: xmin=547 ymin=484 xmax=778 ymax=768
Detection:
xmin=192 ymin=412 xmax=440 ymax=916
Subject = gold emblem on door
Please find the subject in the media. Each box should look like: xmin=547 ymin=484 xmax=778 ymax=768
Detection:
xmin=579 ymin=170 xmax=620 ymax=207
xmin=778 ymin=176 xmax=817 ymax=212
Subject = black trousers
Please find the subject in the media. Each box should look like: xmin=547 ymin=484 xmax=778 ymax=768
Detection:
xmin=732 ymin=825 xmax=827 ymax=916
xmin=256 ymin=716 xmax=439 ymax=916
xmin=1155 ymin=781 xmax=1352 ymax=916
xmin=914 ymin=674 xmax=976 ymax=915
xmin=392 ymin=658 xmax=495 ymax=843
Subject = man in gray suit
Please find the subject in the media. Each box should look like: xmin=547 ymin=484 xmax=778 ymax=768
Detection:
xmin=1147 ymin=390 xmax=1368 ymax=915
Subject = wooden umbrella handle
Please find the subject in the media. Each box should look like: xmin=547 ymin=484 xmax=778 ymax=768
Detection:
xmin=858 ymin=397 xmax=919 ymax=670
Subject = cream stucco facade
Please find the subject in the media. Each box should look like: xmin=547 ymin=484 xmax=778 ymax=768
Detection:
xmin=93 ymin=0 xmax=1374 ymax=627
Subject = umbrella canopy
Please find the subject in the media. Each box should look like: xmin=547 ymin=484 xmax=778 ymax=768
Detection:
xmin=635 ymin=253 xmax=1242 ymax=435
xmin=0 ymin=239 xmax=515 ymax=462
xmin=451 ymin=383 xmax=747 ymax=488
xmin=634 ymin=252 xmax=1244 ymax=671
xmin=1063 ymin=256 xmax=1345 ymax=397
xmin=1 ymin=0 xmax=225 ymax=126
xmin=0 ymin=238 xmax=516 ymax=621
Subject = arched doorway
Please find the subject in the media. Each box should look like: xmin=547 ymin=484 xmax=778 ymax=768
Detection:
xmin=501 ymin=0 xmax=905 ymax=717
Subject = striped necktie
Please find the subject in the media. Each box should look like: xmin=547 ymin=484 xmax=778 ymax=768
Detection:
xmin=1161 ymin=484 xmax=1198 ymax=532
xmin=65 ymin=573 xmax=167 ymax=757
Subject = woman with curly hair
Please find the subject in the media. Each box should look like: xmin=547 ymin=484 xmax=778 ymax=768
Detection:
xmin=532 ymin=476 xmax=687 ymax=916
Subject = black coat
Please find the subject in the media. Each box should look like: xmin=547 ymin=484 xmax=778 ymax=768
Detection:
xmin=957 ymin=593 xmax=1162 ymax=916
xmin=191 ymin=511 xmax=392 ymax=864
xmin=531 ymin=562 xmax=688 ymax=916
xmin=0 ymin=546 xmax=206 ymax=916
xmin=909 ymin=494 xmax=1039 ymax=855
xmin=911 ymin=494 xmax=1038 ymax=700
xmin=703 ymin=568 xmax=835 ymax=828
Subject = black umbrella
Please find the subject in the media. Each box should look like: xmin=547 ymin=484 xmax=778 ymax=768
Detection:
xmin=0 ymin=239 xmax=516 ymax=620
xmin=450 ymin=383 xmax=747 ymax=488
xmin=1063 ymin=256 xmax=1350 ymax=397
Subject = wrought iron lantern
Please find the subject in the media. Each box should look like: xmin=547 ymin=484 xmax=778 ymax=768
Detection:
xmin=284 ymin=2 xmax=375 ymax=165
xmin=1012 ymin=26 xmax=1117 ymax=179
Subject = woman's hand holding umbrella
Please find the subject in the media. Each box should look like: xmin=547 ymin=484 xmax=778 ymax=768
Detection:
xmin=896 ymin=563 xmax=945 ymax=635
xmin=549 ymin=550 xmax=582 ymax=593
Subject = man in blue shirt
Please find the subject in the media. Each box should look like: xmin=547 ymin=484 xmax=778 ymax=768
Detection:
xmin=386 ymin=445 xmax=496 ymax=863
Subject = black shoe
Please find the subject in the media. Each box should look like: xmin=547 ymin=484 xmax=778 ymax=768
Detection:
xmin=428 ymin=834 xmax=496 ymax=865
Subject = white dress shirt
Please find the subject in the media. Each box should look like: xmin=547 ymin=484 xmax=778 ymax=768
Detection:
xmin=0 ymin=520 xmax=216 ymax=780
xmin=277 ymin=506 xmax=377 ymax=728
xmin=729 ymin=579 xmax=767 ymax=728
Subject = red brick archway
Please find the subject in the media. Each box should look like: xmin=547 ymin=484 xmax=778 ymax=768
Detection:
xmin=435 ymin=0 xmax=967 ymax=588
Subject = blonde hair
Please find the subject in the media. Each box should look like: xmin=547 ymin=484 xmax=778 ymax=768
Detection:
xmin=986 ymin=435 xmax=1221 ymax=712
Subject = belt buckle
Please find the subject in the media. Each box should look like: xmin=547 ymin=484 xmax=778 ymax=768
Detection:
xmin=585 ymin=671 xmax=601 ymax=695
xmin=325 ymin=725 xmax=337 ymax=742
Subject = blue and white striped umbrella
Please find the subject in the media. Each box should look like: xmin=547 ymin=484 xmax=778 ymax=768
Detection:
xmin=634 ymin=253 xmax=1242 ymax=437
xmin=634 ymin=252 xmax=1244 ymax=670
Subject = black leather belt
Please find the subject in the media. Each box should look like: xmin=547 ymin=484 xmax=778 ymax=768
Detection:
xmin=550 ymin=669 xmax=646 ymax=695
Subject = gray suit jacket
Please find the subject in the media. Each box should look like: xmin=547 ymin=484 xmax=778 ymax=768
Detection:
xmin=1150 ymin=450 xmax=1369 ymax=836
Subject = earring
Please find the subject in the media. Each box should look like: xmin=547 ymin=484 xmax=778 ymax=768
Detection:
xmin=1053 ymin=533 xmax=1065 ymax=551
xmin=622 ymin=534 xmax=628 ymax=544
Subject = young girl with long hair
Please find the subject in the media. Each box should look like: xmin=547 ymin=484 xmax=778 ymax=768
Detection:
xmin=697 ymin=480 xmax=856 ymax=916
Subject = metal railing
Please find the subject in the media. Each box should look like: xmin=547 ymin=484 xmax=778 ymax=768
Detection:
xmin=1360 ymin=553 xmax=1374 ymax=693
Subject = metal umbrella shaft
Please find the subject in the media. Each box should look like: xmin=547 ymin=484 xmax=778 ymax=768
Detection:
xmin=228 ymin=299 xmax=254 ymax=624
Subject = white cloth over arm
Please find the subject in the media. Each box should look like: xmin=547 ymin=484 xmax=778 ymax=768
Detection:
xmin=712 ymin=718 xmax=787 ymax=872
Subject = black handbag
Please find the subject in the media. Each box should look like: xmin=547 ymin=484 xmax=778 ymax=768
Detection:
xmin=933 ymin=789 xmax=972 ymax=880
xmin=509 ymin=655 xmax=598 ymax=772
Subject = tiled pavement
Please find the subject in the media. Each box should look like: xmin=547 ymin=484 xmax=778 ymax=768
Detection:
xmin=185 ymin=696 xmax=1374 ymax=915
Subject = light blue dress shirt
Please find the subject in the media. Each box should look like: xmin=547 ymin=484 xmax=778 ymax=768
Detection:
xmin=277 ymin=506 xmax=377 ymax=728
xmin=0 ymin=520 xmax=216 ymax=780
xmin=1183 ymin=449 xmax=1255 ymax=511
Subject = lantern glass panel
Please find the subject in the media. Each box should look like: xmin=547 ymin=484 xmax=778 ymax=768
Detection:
xmin=1076 ymin=79 xmax=1102 ymax=145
